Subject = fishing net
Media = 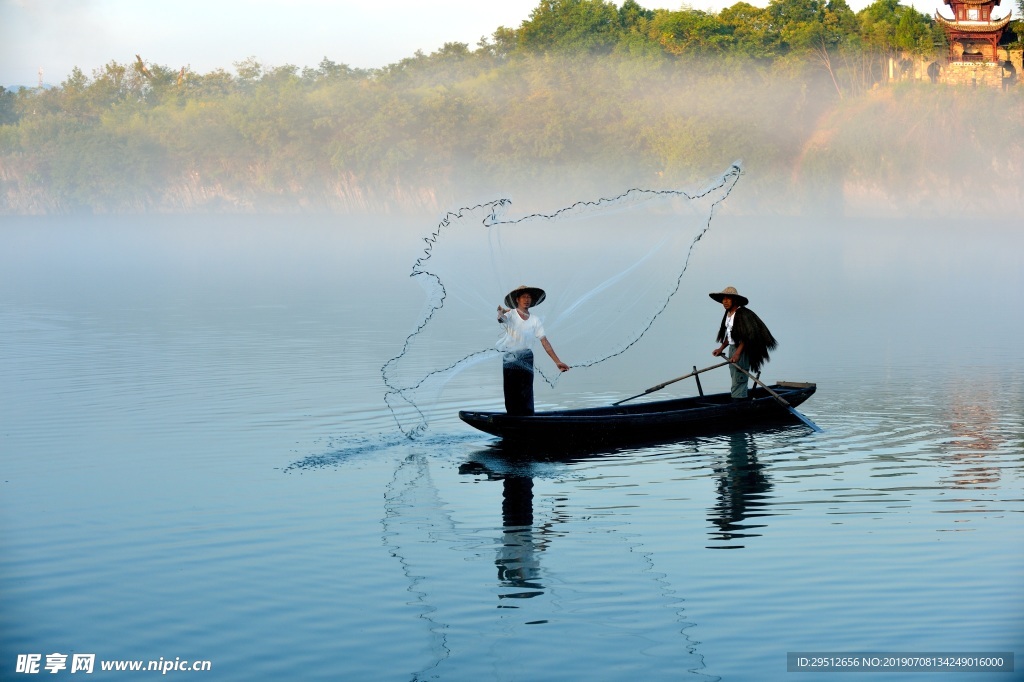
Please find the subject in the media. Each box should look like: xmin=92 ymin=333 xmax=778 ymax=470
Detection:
xmin=382 ymin=163 xmax=742 ymax=437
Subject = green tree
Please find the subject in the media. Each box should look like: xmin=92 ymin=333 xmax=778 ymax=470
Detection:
xmin=619 ymin=0 xmax=654 ymax=29
xmin=1012 ymin=0 xmax=1024 ymax=45
xmin=133 ymin=56 xmax=181 ymax=104
xmin=301 ymin=57 xmax=360 ymax=83
xmin=491 ymin=25 xmax=521 ymax=59
xmin=720 ymin=2 xmax=782 ymax=59
xmin=515 ymin=0 xmax=623 ymax=54
xmin=89 ymin=61 xmax=145 ymax=109
xmin=233 ymin=57 xmax=264 ymax=91
xmin=893 ymin=5 xmax=936 ymax=54
xmin=810 ymin=0 xmax=862 ymax=97
xmin=767 ymin=0 xmax=828 ymax=54
xmin=651 ymin=9 xmax=732 ymax=55
xmin=857 ymin=0 xmax=900 ymax=54
xmin=0 ymin=86 xmax=18 ymax=125
xmin=191 ymin=69 xmax=236 ymax=99
xmin=611 ymin=1 xmax=664 ymax=57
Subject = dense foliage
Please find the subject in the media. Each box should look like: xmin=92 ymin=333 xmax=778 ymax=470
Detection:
xmin=0 ymin=0 xmax=1021 ymax=214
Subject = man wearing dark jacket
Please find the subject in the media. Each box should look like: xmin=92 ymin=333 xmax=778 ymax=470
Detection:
xmin=710 ymin=286 xmax=777 ymax=400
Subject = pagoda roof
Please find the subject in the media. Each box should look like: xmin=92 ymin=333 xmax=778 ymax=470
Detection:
xmin=944 ymin=0 xmax=1001 ymax=6
xmin=934 ymin=11 xmax=1013 ymax=32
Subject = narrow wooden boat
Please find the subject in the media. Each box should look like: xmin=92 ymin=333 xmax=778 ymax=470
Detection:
xmin=459 ymin=382 xmax=816 ymax=445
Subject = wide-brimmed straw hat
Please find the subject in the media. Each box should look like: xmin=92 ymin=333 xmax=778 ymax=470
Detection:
xmin=505 ymin=285 xmax=546 ymax=308
xmin=708 ymin=286 xmax=748 ymax=306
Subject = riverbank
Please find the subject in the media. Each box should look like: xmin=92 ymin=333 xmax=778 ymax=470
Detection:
xmin=2 ymin=59 xmax=1021 ymax=218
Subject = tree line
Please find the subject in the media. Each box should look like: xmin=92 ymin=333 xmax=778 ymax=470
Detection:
xmin=0 ymin=0 xmax=1021 ymax=214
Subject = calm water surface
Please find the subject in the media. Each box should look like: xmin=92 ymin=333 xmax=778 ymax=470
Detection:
xmin=1 ymin=215 xmax=1022 ymax=681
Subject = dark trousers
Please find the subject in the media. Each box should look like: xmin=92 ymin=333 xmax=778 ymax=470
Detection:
xmin=503 ymin=350 xmax=535 ymax=416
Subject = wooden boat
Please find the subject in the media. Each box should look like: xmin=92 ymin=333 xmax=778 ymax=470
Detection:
xmin=459 ymin=382 xmax=816 ymax=446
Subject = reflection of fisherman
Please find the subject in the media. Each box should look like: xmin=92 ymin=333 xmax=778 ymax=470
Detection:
xmin=709 ymin=433 xmax=772 ymax=546
xmin=496 ymin=476 xmax=544 ymax=596
xmin=710 ymin=286 xmax=777 ymax=400
xmin=458 ymin=461 xmax=547 ymax=599
xmin=497 ymin=285 xmax=569 ymax=415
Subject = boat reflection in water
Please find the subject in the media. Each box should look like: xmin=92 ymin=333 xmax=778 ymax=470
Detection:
xmin=462 ymin=425 xmax=790 ymax=570
xmin=464 ymin=421 xmax=790 ymax=557
xmin=450 ymin=428 xmax=801 ymax=675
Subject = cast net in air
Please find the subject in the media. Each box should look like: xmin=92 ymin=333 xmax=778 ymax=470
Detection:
xmin=382 ymin=163 xmax=742 ymax=437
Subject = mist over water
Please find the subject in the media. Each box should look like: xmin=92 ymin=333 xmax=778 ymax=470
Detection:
xmin=2 ymin=205 xmax=1021 ymax=679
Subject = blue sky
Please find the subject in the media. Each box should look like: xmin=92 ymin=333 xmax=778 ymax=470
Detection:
xmin=2 ymin=0 xmax=954 ymax=87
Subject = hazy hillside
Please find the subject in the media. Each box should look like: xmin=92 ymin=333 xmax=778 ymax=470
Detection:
xmin=1 ymin=0 xmax=1021 ymax=218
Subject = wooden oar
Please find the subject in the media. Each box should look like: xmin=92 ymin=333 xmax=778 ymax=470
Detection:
xmin=726 ymin=360 xmax=823 ymax=432
xmin=614 ymin=360 xmax=730 ymax=405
